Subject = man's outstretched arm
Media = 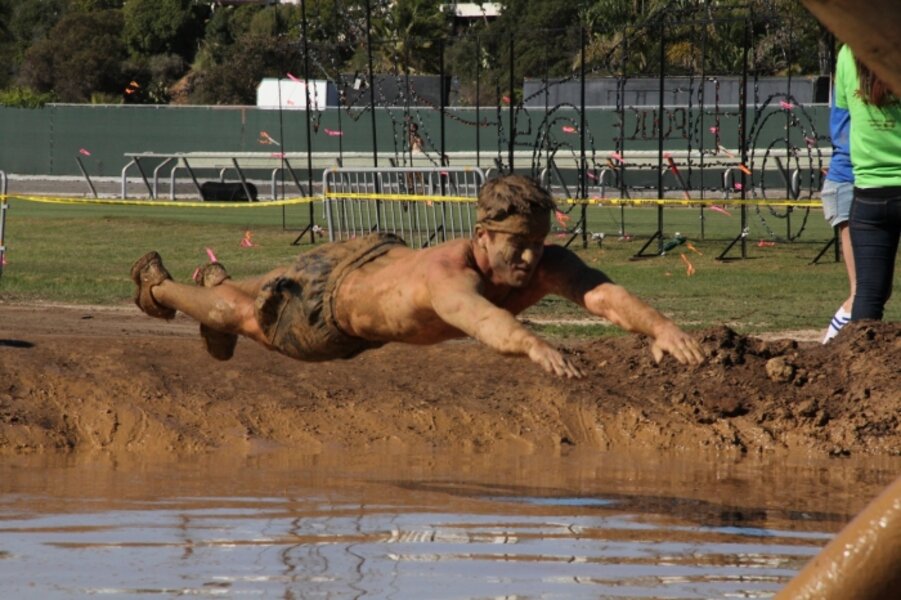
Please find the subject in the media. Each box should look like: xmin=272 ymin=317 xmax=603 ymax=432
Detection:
xmin=427 ymin=267 xmax=584 ymax=378
xmin=538 ymin=246 xmax=705 ymax=365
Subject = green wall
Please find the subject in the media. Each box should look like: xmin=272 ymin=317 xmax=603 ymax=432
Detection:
xmin=0 ymin=104 xmax=830 ymax=178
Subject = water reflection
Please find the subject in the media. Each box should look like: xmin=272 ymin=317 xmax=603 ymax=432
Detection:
xmin=0 ymin=450 xmax=897 ymax=599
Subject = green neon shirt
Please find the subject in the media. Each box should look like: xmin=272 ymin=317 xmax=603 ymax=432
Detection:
xmin=834 ymin=45 xmax=901 ymax=188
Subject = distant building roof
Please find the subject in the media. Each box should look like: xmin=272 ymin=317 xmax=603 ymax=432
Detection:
xmin=441 ymin=3 xmax=503 ymax=19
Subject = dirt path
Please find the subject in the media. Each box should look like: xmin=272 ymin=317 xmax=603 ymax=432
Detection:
xmin=1 ymin=302 xmax=898 ymax=457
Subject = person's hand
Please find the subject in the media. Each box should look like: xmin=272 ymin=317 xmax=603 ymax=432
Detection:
xmin=650 ymin=324 xmax=705 ymax=365
xmin=528 ymin=340 xmax=585 ymax=378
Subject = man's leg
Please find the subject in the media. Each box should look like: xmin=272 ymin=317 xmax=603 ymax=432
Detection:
xmin=194 ymin=262 xmax=239 ymax=361
xmin=131 ymin=251 xmax=283 ymax=346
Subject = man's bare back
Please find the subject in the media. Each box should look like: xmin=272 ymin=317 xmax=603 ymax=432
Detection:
xmin=131 ymin=175 xmax=705 ymax=377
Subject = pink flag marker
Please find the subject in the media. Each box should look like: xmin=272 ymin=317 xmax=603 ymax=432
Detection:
xmin=205 ymin=247 xmax=219 ymax=263
xmin=286 ymin=72 xmax=302 ymax=83
xmin=271 ymin=152 xmax=286 ymax=158
xmin=258 ymin=131 xmax=280 ymax=146
xmin=587 ymin=171 xmax=598 ymax=180
xmin=324 ymin=128 xmax=343 ymax=137
xmin=709 ymin=126 xmax=719 ymax=134
xmin=78 ymin=148 xmax=91 ymax=156
xmin=708 ymin=204 xmax=732 ymax=217
xmin=562 ymin=125 xmax=576 ymax=133
xmin=757 ymin=240 xmax=776 ymax=247
xmin=779 ymin=100 xmax=795 ymax=110
xmin=733 ymin=182 xmax=743 ymax=191
xmin=609 ymin=151 xmax=625 ymax=164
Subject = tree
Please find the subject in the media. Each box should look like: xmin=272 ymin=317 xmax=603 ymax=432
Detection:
xmin=373 ymin=0 xmax=452 ymax=74
xmin=18 ymin=9 xmax=127 ymax=102
xmin=447 ymin=0 xmax=592 ymax=104
xmin=68 ymin=0 xmax=125 ymax=10
xmin=190 ymin=33 xmax=303 ymax=105
xmin=123 ymin=0 xmax=207 ymax=61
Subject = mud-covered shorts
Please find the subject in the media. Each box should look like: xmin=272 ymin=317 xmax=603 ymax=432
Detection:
xmin=255 ymin=233 xmax=406 ymax=361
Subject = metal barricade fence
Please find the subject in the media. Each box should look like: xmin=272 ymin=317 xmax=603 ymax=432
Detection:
xmin=323 ymin=167 xmax=485 ymax=248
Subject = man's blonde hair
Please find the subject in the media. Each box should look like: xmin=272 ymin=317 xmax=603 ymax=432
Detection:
xmin=476 ymin=175 xmax=556 ymax=224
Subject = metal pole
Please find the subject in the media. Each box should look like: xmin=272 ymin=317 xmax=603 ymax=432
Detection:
xmin=739 ymin=12 xmax=750 ymax=258
xmin=439 ymin=37 xmax=448 ymax=237
xmin=785 ymin=9 xmax=794 ymax=239
xmin=365 ymin=0 xmax=378 ymax=168
xmin=476 ymin=34 xmax=481 ymax=168
xmin=580 ymin=24 xmax=588 ymax=248
xmin=364 ymin=0 xmax=381 ymax=227
xmin=440 ymin=39 xmax=447 ymax=169
xmin=302 ymin=0 xmax=316 ymax=243
xmin=0 ymin=171 xmax=7 ymax=281
xmin=508 ymin=35 xmax=515 ymax=172
xmin=656 ymin=18 xmax=666 ymax=252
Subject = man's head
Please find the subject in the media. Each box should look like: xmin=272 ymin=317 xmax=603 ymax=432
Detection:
xmin=474 ymin=175 xmax=555 ymax=287
xmin=476 ymin=174 xmax=555 ymax=235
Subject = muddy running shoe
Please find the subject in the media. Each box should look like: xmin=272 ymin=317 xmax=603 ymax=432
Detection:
xmin=194 ymin=262 xmax=238 ymax=361
xmin=130 ymin=251 xmax=176 ymax=320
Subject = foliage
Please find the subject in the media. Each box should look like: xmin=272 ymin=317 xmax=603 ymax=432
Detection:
xmin=0 ymin=0 xmax=831 ymax=106
xmin=190 ymin=34 xmax=303 ymax=105
xmin=18 ymin=9 xmax=127 ymax=103
xmin=0 ymin=86 xmax=56 ymax=108
xmin=68 ymin=0 xmax=124 ymax=10
xmin=122 ymin=53 xmax=187 ymax=104
xmin=122 ymin=0 xmax=208 ymax=60
xmin=372 ymin=0 xmax=453 ymax=74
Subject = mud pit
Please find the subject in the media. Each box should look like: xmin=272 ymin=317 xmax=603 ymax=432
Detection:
xmin=0 ymin=302 xmax=899 ymax=457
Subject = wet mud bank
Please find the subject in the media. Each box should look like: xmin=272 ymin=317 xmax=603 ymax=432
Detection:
xmin=0 ymin=304 xmax=898 ymax=457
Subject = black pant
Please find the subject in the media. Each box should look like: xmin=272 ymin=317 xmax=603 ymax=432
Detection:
xmin=849 ymin=186 xmax=901 ymax=320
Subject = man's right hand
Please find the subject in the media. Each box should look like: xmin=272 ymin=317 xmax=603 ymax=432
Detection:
xmin=528 ymin=340 xmax=585 ymax=379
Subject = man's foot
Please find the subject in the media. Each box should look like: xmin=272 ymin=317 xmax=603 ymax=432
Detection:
xmin=130 ymin=251 xmax=176 ymax=320
xmin=194 ymin=262 xmax=238 ymax=361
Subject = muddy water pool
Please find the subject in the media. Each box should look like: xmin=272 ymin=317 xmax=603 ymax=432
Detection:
xmin=1 ymin=449 xmax=898 ymax=599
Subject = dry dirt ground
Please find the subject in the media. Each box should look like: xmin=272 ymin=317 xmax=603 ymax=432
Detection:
xmin=0 ymin=302 xmax=898 ymax=458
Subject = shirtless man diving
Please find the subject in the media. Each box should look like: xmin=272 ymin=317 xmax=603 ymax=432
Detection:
xmin=131 ymin=174 xmax=705 ymax=377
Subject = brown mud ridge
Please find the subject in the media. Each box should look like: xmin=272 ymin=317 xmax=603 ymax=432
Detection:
xmin=0 ymin=303 xmax=898 ymax=457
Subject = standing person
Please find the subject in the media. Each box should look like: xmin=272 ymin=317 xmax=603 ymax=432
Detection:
xmin=821 ymin=88 xmax=856 ymax=343
xmin=131 ymin=175 xmax=705 ymax=377
xmin=834 ymin=44 xmax=901 ymax=322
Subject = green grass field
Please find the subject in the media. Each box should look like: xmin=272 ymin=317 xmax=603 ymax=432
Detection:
xmin=1 ymin=196 xmax=898 ymax=336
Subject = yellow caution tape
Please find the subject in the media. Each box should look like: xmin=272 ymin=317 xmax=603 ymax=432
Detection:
xmin=562 ymin=197 xmax=823 ymax=208
xmin=0 ymin=194 xmax=314 ymax=208
xmin=1 ymin=193 xmax=821 ymax=209
xmin=322 ymin=192 xmax=474 ymax=203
